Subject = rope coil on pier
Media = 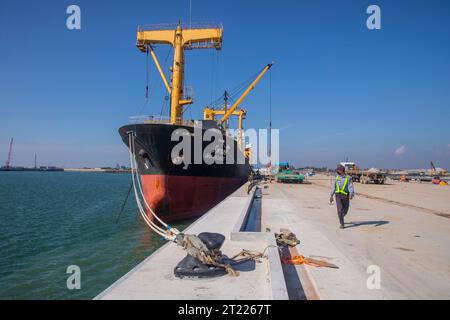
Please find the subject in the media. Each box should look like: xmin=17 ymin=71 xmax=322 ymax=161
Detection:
xmin=176 ymin=233 xmax=269 ymax=276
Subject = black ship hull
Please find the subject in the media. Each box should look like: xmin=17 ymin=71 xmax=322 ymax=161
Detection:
xmin=119 ymin=122 xmax=252 ymax=221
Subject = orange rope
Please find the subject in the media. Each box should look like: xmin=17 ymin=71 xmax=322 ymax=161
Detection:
xmin=282 ymin=255 xmax=312 ymax=265
xmin=282 ymin=255 xmax=334 ymax=268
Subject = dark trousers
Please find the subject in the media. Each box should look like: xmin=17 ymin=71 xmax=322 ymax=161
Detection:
xmin=335 ymin=194 xmax=350 ymax=226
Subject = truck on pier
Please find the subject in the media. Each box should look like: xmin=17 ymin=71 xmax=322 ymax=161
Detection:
xmin=340 ymin=162 xmax=386 ymax=184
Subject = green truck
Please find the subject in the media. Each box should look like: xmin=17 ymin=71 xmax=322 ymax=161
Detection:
xmin=276 ymin=162 xmax=305 ymax=183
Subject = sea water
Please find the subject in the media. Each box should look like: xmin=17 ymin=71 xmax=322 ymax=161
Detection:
xmin=0 ymin=171 xmax=193 ymax=299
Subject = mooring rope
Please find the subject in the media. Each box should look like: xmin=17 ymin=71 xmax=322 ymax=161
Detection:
xmin=130 ymin=133 xmax=180 ymax=233
xmin=128 ymin=132 xmax=178 ymax=240
xmin=129 ymin=149 xmax=171 ymax=238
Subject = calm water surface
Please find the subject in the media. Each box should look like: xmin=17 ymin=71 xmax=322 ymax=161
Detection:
xmin=0 ymin=171 xmax=193 ymax=299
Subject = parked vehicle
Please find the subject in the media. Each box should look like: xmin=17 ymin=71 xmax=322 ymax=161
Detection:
xmin=360 ymin=169 xmax=386 ymax=184
xmin=340 ymin=162 xmax=386 ymax=184
xmin=276 ymin=162 xmax=305 ymax=183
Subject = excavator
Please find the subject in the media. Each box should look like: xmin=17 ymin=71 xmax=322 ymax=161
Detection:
xmin=430 ymin=161 xmax=448 ymax=185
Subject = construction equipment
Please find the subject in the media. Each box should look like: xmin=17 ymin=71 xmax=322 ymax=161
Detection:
xmin=430 ymin=161 xmax=440 ymax=184
xmin=430 ymin=161 xmax=437 ymax=175
xmin=340 ymin=162 xmax=385 ymax=184
xmin=430 ymin=161 xmax=448 ymax=184
xmin=432 ymin=176 xmax=441 ymax=185
xmin=360 ymin=168 xmax=386 ymax=184
xmin=276 ymin=162 xmax=305 ymax=183
xmin=340 ymin=162 xmax=361 ymax=182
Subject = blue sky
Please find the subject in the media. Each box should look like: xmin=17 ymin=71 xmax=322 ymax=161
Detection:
xmin=0 ymin=0 xmax=449 ymax=169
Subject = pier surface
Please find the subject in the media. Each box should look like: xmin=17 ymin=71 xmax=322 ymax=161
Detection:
xmin=97 ymin=175 xmax=450 ymax=300
xmin=263 ymin=175 xmax=450 ymax=299
xmin=96 ymin=185 xmax=286 ymax=300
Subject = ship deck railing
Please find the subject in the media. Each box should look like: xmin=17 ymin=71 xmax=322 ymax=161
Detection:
xmin=128 ymin=115 xmax=246 ymax=149
xmin=137 ymin=22 xmax=222 ymax=32
xmin=128 ymin=115 xmax=196 ymax=127
xmin=136 ymin=23 xmax=223 ymax=50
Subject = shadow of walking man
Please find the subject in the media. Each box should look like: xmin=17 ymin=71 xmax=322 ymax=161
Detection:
xmin=345 ymin=220 xmax=389 ymax=228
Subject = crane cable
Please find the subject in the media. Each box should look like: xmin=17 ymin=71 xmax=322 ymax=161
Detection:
xmin=128 ymin=132 xmax=179 ymax=241
xmin=269 ymin=68 xmax=272 ymax=159
xmin=138 ymin=47 xmax=150 ymax=115
xmin=208 ymin=66 xmax=265 ymax=109
xmin=160 ymin=46 xmax=173 ymax=118
xmin=145 ymin=46 xmax=149 ymax=99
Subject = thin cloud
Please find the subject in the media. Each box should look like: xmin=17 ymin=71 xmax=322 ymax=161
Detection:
xmin=279 ymin=124 xmax=294 ymax=131
xmin=394 ymin=145 xmax=406 ymax=156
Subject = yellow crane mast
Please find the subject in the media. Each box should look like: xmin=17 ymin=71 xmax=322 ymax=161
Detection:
xmin=137 ymin=23 xmax=223 ymax=124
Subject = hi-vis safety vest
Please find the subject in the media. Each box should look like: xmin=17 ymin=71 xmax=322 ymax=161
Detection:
xmin=335 ymin=175 xmax=349 ymax=195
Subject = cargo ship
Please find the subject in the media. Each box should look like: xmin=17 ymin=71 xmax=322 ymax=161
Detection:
xmin=119 ymin=23 xmax=271 ymax=222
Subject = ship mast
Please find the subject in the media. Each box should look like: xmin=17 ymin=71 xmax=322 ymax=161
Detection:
xmin=137 ymin=23 xmax=223 ymax=124
xmin=223 ymin=90 xmax=229 ymax=129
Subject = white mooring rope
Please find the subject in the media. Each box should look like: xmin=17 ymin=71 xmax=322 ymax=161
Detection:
xmin=130 ymin=132 xmax=178 ymax=231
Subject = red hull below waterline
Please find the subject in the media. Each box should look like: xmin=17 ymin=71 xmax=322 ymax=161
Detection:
xmin=139 ymin=175 xmax=245 ymax=222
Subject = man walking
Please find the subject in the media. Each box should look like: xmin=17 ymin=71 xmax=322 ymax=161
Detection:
xmin=330 ymin=164 xmax=355 ymax=229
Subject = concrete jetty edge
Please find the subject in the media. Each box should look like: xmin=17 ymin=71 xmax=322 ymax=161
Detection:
xmin=95 ymin=183 xmax=289 ymax=300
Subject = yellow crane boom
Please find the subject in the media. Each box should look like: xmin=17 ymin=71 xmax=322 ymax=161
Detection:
xmin=220 ymin=63 xmax=273 ymax=124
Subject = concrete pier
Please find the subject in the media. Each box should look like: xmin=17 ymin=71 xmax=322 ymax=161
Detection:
xmin=262 ymin=176 xmax=450 ymax=299
xmin=96 ymin=184 xmax=288 ymax=300
xmin=97 ymin=176 xmax=450 ymax=300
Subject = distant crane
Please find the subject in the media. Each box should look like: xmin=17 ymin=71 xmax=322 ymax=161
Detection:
xmin=4 ymin=137 xmax=14 ymax=169
xmin=430 ymin=161 xmax=447 ymax=175
xmin=430 ymin=161 xmax=437 ymax=176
